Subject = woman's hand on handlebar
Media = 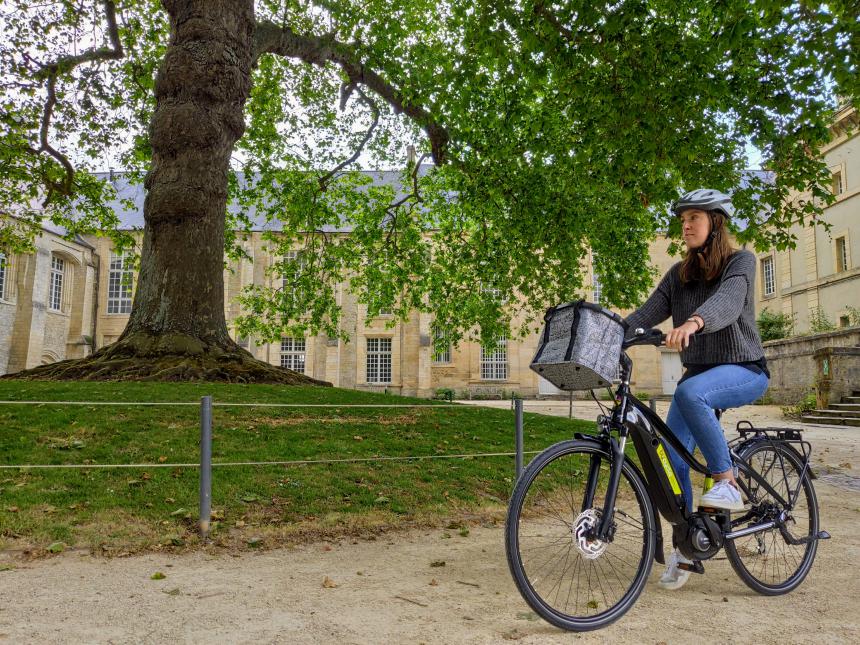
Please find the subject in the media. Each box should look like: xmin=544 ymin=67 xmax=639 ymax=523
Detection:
xmin=665 ymin=320 xmax=700 ymax=350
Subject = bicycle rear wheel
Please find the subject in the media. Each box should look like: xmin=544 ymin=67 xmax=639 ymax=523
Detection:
xmin=725 ymin=441 xmax=819 ymax=595
xmin=505 ymin=439 xmax=655 ymax=631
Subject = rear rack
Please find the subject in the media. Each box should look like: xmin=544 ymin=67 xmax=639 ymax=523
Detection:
xmin=733 ymin=420 xmax=803 ymax=443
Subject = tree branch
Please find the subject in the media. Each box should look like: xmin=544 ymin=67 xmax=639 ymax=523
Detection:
xmin=254 ymin=20 xmax=450 ymax=165
xmin=318 ymin=87 xmax=380 ymax=190
xmin=30 ymin=0 xmax=124 ymax=204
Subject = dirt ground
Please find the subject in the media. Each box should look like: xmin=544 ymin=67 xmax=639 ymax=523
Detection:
xmin=1 ymin=403 xmax=858 ymax=644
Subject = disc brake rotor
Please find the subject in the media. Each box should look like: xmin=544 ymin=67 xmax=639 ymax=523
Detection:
xmin=573 ymin=509 xmax=608 ymax=559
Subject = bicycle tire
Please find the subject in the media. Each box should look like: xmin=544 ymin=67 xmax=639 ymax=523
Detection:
xmin=725 ymin=440 xmax=819 ymax=595
xmin=505 ymin=439 xmax=656 ymax=631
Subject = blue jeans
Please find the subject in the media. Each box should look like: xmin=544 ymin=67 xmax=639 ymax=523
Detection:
xmin=665 ymin=365 xmax=769 ymax=512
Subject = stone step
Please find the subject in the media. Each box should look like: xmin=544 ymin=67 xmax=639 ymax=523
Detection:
xmin=801 ymin=415 xmax=860 ymax=427
xmin=829 ymin=403 xmax=860 ymax=412
xmin=810 ymin=408 xmax=860 ymax=418
xmin=842 ymin=396 xmax=860 ymax=404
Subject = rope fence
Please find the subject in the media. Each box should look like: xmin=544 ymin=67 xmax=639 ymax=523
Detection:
xmin=0 ymin=396 xmax=529 ymax=538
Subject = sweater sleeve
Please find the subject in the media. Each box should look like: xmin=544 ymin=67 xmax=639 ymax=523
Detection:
xmin=693 ymin=250 xmax=755 ymax=333
xmin=624 ymin=266 xmax=675 ymax=334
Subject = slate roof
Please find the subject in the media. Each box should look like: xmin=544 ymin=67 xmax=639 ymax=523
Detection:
xmin=94 ymin=166 xmax=434 ymax=232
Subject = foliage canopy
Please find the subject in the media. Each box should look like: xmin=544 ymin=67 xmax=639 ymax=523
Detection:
xmin=1 ymin=1 xmax=857 ymax=348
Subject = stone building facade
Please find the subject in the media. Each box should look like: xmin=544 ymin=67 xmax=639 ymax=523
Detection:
xmin=17 ymin=164 xmax=822 ymax=397
xmin=0 ymin=196 xmax=682 ymax=398
xmin=0 ymin=224 xmax=98 ymax=375
xmin=753 ymin=104 xmax=860 ymax=333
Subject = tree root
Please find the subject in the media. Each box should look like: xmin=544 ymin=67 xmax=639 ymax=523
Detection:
xmin=3 ymin=333 xmax=331 ymax=385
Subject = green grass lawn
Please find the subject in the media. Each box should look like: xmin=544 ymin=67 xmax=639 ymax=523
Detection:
xmin=0 ymin=381 xmax=594 ymax=554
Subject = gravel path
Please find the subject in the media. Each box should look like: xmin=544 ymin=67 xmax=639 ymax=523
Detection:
xmin=1 ymin=404 xmax=858 ymax=644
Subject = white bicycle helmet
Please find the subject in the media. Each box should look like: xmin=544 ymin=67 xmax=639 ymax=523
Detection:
xmin=671 ymin=189 xmax=735 ymax=219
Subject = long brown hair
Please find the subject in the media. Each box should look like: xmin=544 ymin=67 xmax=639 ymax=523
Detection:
xmin=679 ymin=211 xmax=735 ymax=283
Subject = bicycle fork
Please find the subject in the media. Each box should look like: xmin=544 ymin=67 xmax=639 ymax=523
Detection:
xmin=589 ymin=435 xmax=627 ymax=542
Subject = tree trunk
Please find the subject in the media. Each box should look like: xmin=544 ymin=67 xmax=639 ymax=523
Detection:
xmin=127 ymin=0 xmax=252 ymax=348
xmin=8 ymin=0 xmax=328 ymax=384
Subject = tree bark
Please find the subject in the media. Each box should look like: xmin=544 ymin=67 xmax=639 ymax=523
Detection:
xmin=126 ymin=0 xmax=254 ymax=348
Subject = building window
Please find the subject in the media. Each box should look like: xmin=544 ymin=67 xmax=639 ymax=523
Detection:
xmin=839 ymin=315 xmax=850 ymax=328
xmin=107 ymin=251 xmax=134 ymax=314
xmin=366 ymin=337 xmax=392 ymax=384
xmin=49 ymin=256 xmax=64 ymax=312
xmin=480 ymin=335 xmax=508 ymax=380
xmin=836 ymin=236 xmax=849 ymax=273
xmin=0 ymin=253 xmax=6 ymax=300
xmin=280 ymin=337 xmax=306 ymax=373
xmin=432 ymin=326 xmax=451 ymax=364
xmin=281 ymin=250 xmax=306 ymax=297
xmin=761 ymin=256 xmax=775 ymax=297
xmin=591 ymin=254 xmax=602 ymax=304
xmin=832 ymin=171 xmax=844 ymax=196
xmin=480 ymin=282 xmax=507 ymax=305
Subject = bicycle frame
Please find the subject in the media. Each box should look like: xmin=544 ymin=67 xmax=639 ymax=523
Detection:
xmin=590 ymin=347 xmax=810 ymax=547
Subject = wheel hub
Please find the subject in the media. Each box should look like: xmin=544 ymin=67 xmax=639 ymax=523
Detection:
xmin=573 ymin=509 xmax=608 ymax=559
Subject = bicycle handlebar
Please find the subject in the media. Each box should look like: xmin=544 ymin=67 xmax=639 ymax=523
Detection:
xmin=621 ymin=327 xmax=666 ymax=349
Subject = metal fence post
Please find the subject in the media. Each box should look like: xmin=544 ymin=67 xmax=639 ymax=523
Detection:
xmin=569 ymin=391 xmax=573 ymax=419
xmin=199 ymin=395 xmax=213 ymax=539
xmin=649 ymin=397 xmax=657 ymax=413
xmin=515 ymin=398 xmax=524 ymax=481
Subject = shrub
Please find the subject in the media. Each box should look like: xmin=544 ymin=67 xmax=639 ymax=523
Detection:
xmin=433 ymin=387 xmax=455 ymax=401
xmin=781 ymin=392 xmax=817 ymax=419
xmin=809 ymin=307 xmax=836 ymax=334
xmin=757 ymin=308 xmax=795 ymax=341
xmin=846 ymin=305 xmax=860 ymax=327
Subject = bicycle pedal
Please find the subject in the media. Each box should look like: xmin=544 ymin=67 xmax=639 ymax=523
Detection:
xmin=697 ymin=505 xmax=734 ymax=516
xmin=678 ymin=561 xmax=705 ymax=575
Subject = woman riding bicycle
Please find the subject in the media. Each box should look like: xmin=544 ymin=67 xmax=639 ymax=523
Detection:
xmin=624 ymin=188 xmax=769 ymax=590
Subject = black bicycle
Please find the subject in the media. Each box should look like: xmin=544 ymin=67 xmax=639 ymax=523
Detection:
xmin=506 ymin=327 xmax=829 ymax=631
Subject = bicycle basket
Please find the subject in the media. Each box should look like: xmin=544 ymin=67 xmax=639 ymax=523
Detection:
xmin=530 ymin=300 xmax=627 ymax=391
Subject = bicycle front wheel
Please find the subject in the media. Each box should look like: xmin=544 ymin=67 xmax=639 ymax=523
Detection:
xmin=505 ymin=439 xmax=656 ymax=632
xmin=725 ymin=440 xmax=819 ymax=595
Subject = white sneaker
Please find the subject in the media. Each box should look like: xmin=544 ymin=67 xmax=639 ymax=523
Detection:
xmin=700 ymin=479 xmax=744 ymax=511
xmin=658 ymin=549 xmax=693 ymax=590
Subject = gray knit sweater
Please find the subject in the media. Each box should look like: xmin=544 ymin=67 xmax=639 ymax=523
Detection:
xmin=624 ymin=250 xmax=766 ymax=366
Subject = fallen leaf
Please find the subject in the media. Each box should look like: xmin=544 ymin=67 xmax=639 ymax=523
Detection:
xmin=169 ymin=508 xmax=187 ymax=517
xmin=430 ymin=560 xmax=446 ymax=568
xmin=151 ymin=572 xmax=166 ymax=580
xmin=322 ymin=576 xmax=338 ymax=588
xmin=158 ymin=456 xmax=168 ymax=463
xmin=459 ymin=527 xmax=470 ymax=537
xmin=429 ymin=578 xmax=439 ymax=586
xmin=586 ymin=599 xmax=599 ymax=609
xmin=162 ymin=588 xmax=181 ymax=596
xmin=47 ymin=542 xmax=65 ymax=554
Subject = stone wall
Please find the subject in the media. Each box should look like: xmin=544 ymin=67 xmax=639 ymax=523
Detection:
xmin=0 ymin=302 xmax=14 ymax=373
xmin=763 ymin=327 xmax=860 ymax=404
